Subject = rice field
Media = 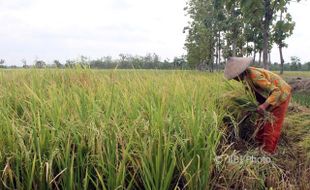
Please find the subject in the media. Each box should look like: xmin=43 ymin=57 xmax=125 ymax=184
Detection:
xmin=0 ymin=69 xmax=309 ymax=190
xmin=0 ymin=69 xmax=230 ymax=190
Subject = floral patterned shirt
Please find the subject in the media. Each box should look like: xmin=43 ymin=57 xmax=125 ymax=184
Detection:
xmin=245 ymin=67 xmax=291 ymax=107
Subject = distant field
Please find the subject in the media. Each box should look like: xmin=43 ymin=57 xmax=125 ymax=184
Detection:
xmin=279 ymin=71 xmax=310 ymax=78
xmin=0 ymin=69 xmax=308 ymax=189
xmin=278 ymin=71 xmax=310 ymax=107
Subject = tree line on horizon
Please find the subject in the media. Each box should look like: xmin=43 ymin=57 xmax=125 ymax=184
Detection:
xmin=184 ymin=0 xmax=301 ymax=74
xmin=1 ymin=55 xmax=310 ymax=72
xmin=0 ymin=54 xmax=188 ymax=70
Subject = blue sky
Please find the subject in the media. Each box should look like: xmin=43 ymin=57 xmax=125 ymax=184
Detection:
xmin=0 ymin=0 xmax=309 ymax=66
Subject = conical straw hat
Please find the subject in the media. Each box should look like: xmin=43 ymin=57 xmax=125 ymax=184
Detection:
xmin=224 ymin=57 xmax=253 ymax=80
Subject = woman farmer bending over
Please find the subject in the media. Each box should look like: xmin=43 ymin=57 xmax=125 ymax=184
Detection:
xmin=224 ymin=57 xmax=292 ymax=155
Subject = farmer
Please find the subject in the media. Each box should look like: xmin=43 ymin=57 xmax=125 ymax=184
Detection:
xmin=224 ymin=57 xmax=292 ymax=155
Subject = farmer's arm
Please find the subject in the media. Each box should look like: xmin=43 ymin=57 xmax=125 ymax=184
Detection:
xmin=251 ymin=74 xmax=282 ymax=107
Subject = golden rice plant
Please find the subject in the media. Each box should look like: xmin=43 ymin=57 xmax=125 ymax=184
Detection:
xmin=0 ymin=69 xmax=225 ymax=190
xmin=221 ymin=81 xmax=275 ymax=144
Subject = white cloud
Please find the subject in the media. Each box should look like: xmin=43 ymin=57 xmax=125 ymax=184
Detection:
xmin=0 ymin=0 xmax=187 ymax=65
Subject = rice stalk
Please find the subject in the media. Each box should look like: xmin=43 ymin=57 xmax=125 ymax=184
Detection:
xmin=221 ymin=81 xmax=275 ymax=145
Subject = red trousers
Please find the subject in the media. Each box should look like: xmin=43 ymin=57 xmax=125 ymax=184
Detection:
xmin=255 ymin=95 xmax=291 ymax=154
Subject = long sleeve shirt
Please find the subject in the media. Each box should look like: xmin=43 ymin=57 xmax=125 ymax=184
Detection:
xmin=245 ymin=67 xmax=291 ymax=107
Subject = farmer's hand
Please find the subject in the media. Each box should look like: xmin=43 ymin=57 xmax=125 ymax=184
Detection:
xmin=257 ymin=102 xmax=270 ymax=115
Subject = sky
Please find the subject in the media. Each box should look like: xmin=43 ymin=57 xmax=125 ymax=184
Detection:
xmin=270 ymin=0 xmax=310 ymax=64
xmin=0 ymin=0 xmax=309 ymax=66
xmin=0 ymin=0 xmax=188 ymax=65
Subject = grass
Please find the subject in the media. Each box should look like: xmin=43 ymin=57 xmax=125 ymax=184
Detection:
xmin=292 ymin=92 xmax=310 ymax=108
xmin=0 ymin=69 xmax=226 ymax=190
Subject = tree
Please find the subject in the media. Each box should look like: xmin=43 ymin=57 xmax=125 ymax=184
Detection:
xmin=184 ymin=0 xmax=300 ymax=71
xmin=184 ymin=0 xmax=227 ymax=71
xmin=0 ymin=59 xmax=5 ymax=68
xmin=246 ymin=0 xmax=300 ymax=69
xmin=231 ymin=0 xmax=278 ymax=69
xmin=273 ymin=9 xmax=295 ymax=74
xmin=21 ymin=59 xmax=28 ymax=68
xmin=35 ymin=60 xmax=46 ymax=68
xmin=225 ymin=0 xmax=245 ymax=57
xmin=76 ymin=56 xmax=90 ymax=68
xmin=306 ymin=62 xmax=310 ymax=71
xmin=119 ymin=53 xmax=129 ymax=68
xmin=131 ymin=56 xmax=144 ymax=69
xmin=54 ymin=60 xmax=63 ymax=68
xmin=290 ymin=56 xmax=300 ymax=71
xmin=173 ymin=56 xmax=186 ymax=68
xmin=305 ymin=62 xmax=310 ymax=71
xmin=65 ymin=60 xmax=75 ymax=68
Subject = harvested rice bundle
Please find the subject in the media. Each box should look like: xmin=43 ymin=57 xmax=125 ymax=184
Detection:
xmin=221 ymin=82 xmax=275 ymax=144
